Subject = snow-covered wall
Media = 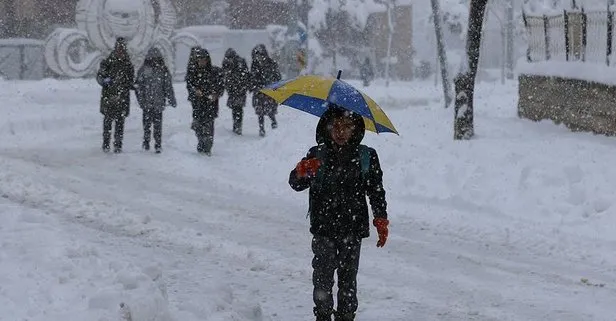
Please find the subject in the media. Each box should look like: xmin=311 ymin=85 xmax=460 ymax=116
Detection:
xmin=0 ymin=39 xmax=46 ymax=80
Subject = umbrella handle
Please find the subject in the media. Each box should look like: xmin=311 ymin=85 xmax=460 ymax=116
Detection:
xmin=337 ymin=70 xmax=342 ymax=80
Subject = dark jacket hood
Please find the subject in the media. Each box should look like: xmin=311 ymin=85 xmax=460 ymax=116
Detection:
xmin=252 ymin=44 xmax=269 ymax=60
xmin=225 ymin=48 xmax=237 ymax=59
xmin=195 ymin=48 xmax=212 ymax=69
xmin=143 ymin=47 xmax=165 ymax=68
xmin=315 ymin=105 xmax=365 ymax=148
xmin=146 ymin=47 xmax=162 ymax=59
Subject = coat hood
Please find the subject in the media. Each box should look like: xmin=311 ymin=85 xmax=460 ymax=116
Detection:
xmin=146 ymin=47 xmax=163 ymax=59
xmin=315 ymin=104 xmax=365 ymax=148
xmin=225 ymin=48 xmax=237 ymax=59
xmin=143 ymin=47 xmax=165 ymax=68
xmin=195 ymin=48 xmax=212 ymax=68
xmin=112 ymin=37 xmax=129 ymax=60
xmin=251 ymin=44 xmax=269 ymax=59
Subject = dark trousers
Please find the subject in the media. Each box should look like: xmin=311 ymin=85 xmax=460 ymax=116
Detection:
xmin=258 ymin=113 xmax=277 ymax=132
xmin=228 ymin=95 xmax=245 ymax=134
xmin=102 ymin=115 xmax=125 ymax=150
xmin=312 ymin=235 xmax=362 ymax=316
xmin=193 ymin=118 xmax=215 ymax=153
xmin=232 ymin=107 xmax=243 ymax=134
xmin=143 ymin=110 xmax=163 ymax=148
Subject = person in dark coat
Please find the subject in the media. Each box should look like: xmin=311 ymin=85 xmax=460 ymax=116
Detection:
xmin=96 ymin=37 xmax=135 ymax=153
xmin=185 ymin=48 xmax=224 ymax=155
xmin=222 ymin=48 xmax=250 ymax=135
xmin=250 ymin=44 xmax=281 ymax=137
xmin=359 ymin=57 xmax=374 ymax=87
xmin=186 ymin=46 xmax=201 ymax=82
xmin=288 ymin=106 xmax=390 ymax=321
xmin=134 ymin=47 xmax=177 ymax=153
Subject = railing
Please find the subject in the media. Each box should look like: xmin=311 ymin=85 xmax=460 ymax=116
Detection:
xmin=524 ymin=10 xmax=616 ymax=65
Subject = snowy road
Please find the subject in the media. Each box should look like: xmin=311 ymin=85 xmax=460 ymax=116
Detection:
xmin=0 ymin=79 xmax=614 ymax=320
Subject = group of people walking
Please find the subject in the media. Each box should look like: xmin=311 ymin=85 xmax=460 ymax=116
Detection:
xmin=97 ymin=37 xmax=282 ymax=155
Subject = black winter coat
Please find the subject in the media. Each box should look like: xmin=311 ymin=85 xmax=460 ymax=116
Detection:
xmin=222 ymin=49 xmax=250 ymax=103
xmin=186 ymin=51 xmax=224 ymax=121
xmin=97 ymin=52 xmax=134 ymax=117
xmin=250 ymin=55 xmax=281 ymax=91
xmin=250 ymin=52 xmax=281 ymax=116
xmin=289 ymin=108 xmax=388 ymax=238
xmin=135 ymin=60 xmax=176 ymax=112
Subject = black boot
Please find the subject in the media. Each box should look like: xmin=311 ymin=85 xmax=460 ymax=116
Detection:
xmin=258 ymin=115 xmax=266 ymax=137
xmin=142 ymin=141 xmax=150 ymax=151
xmin=314 ymin=308 xmax=332 ymax=321
xmin=334 ymin=311 xmax=355 ymax=321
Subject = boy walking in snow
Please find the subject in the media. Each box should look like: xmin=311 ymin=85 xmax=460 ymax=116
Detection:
xmin=288 ymin=106 xmax=390 ymax=321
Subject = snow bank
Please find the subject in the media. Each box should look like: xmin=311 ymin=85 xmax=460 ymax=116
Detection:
xmin=0 ymin=199 xmax=173 ymax=321
xmin=1 ymin=77 xmax=616 ymax=319
xmin=517 ymin=60 xmax=616 ymax=85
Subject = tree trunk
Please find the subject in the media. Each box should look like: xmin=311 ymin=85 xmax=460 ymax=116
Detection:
xmin=505 ymin=0 xmax=515 ymax=79
xmin=430 ymin=0 xmax=453 ymax=108
xmin=453 ymin=0 xmax=488 ymax=140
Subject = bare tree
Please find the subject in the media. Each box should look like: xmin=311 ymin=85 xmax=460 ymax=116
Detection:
xmin=430 ymin=0 xmax=453 ymax=108
xmin=505 ymin=0 xmax=514 ymax=79
xmin=453 ymin=0 xmax=488 ymax=140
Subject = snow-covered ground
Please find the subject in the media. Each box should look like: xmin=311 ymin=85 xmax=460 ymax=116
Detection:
xmin=0 ymin=77 xmax=614 ymax=321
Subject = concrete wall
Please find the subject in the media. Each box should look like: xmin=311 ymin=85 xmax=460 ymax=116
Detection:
xmin=518 ymin=74 xmax=616 ymax=135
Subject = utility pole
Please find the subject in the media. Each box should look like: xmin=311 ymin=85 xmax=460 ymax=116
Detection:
xmin=384 ymin=0 xmax=395 ymax=87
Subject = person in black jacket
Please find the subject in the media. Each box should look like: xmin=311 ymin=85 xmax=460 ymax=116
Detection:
xmin=288 ymin=106 xmax=390 ymax=321
xmin=185 ymin=48 xmax=224 ymax=156
xmin=222 ymin=48 xmax=250 ymax=135
xmin=250 ymin=44 xmax=281 ymax=137
xmin=96 ymin=37 xmax=135 ymax=153
xmin=134 ymin=47 xmax=177 ymax=153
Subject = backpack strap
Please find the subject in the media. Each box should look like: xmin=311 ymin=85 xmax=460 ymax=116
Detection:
xmin=313 ymin=144 xmax=327 ymax=183
xmin=358 ymin=145 xmax=371 ymax=179
xmin=314 ymin=145 xmax=370 ymax=182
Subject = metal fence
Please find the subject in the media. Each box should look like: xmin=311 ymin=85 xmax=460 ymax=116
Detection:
xmin=524 ymin=10 xmax=616 ymax=65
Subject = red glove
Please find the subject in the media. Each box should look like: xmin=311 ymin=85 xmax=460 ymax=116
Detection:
xmin=373 ymin=217 xmax=389 ymax=247
xmin=296 ymin=158 xmax=321 ymax=178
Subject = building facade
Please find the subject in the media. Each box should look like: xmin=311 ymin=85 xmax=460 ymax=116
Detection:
xmin=366 ymin=5 xmax=413 ymax=80
xmin=0 ymin=0 xmax=75 ymax=39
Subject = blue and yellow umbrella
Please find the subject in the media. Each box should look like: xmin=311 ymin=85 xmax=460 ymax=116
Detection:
xmin=260 ymin=71 xmax=398 ymax=134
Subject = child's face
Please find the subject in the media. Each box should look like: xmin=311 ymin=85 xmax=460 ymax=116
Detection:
xmin=329 ymin=116 xmax=356 ymax=146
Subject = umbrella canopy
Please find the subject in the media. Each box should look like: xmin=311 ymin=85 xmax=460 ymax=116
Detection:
xmin=260 ymin=71 xmax=398 ymax=134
